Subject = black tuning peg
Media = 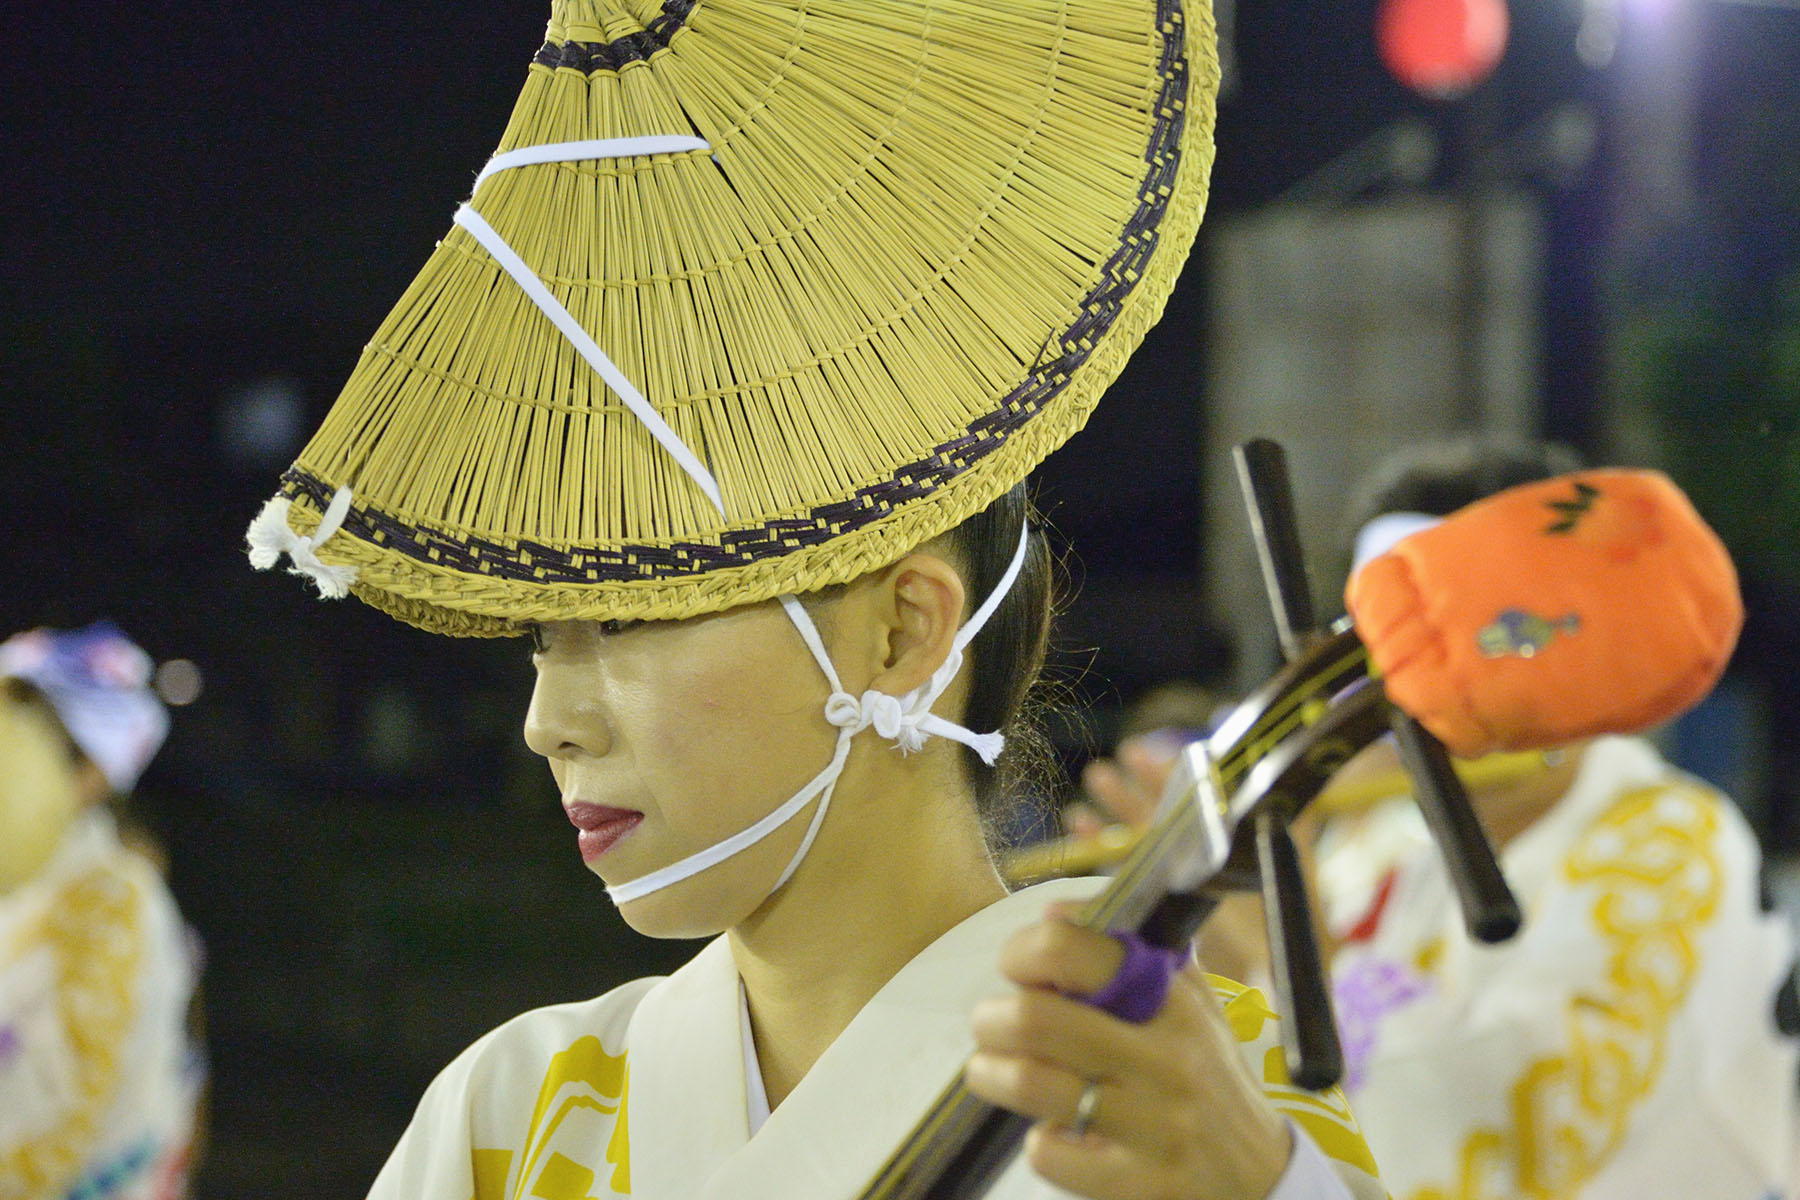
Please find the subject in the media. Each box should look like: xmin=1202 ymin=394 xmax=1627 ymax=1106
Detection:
xmin=1256 ymin=809 xmax=1344 ymax=1090
xmin=1388 ymin=711 xmax=1523 ymax=944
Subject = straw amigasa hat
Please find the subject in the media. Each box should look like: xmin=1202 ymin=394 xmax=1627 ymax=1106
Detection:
xmin=250 ymin=0 xmax=1219 ymax=634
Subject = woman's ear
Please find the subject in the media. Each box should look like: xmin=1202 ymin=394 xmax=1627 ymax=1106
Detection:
xmin=866 ymin=551 xmax=967 ymax=698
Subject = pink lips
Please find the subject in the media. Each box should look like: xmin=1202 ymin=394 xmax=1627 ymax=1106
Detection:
xmin=566 ymin=802 xmax=644 ymax=863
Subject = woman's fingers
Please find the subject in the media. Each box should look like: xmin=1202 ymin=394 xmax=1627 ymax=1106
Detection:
xmin=1022 ymin=1125 xmax=1150 ymax=1200
xmin=1022 ymin=1118 xmax=1291 ymax=1200
xmin=1080 ymin=759 xmax=1159 ymax=829
xmin=961 ymin=1046 xmax=1191 ymax=1162
xmin=1062 ymin=802 xmax=1110 ymax=840
xmin=962 ymin=1051 xmax=1109 ymax=1135
xmin=991 ymin=913 xmax=1215 ymax=1050
xmin=1117 ymin=735 xmax=1181 ymax=787
xmin=996 ymin=911 xmax=1129 ymax=994
xmin=973 ymin=912 xmax=1297 ymax=1200
xmin=969 ymin=986 xmax=1193 ymax=1095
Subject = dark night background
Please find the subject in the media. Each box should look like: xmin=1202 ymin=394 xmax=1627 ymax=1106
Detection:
xmin=3 ymin=1 xmax=1798 ymax=1195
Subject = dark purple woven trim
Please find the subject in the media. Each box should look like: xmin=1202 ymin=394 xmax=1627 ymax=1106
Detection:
xmin=293 ymin=0 xmax=1188 ymax=587
xmin=532 ymin=0 xmax=695 ymax=73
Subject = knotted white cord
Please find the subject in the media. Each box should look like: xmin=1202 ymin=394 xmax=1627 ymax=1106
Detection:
xmin=605 ymin=522 xmax=1032 ymax=906
xmin=245 ymin=486 xmax=358 ymax=598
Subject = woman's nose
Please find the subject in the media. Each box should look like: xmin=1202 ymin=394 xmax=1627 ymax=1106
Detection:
xmin=523 ymin=661 xmax=612 ymax=761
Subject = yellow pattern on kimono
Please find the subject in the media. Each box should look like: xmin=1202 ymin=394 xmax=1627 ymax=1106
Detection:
xmin=469 ymin=979 xmax=1380 ymax=1199
xmin=1211 ymin=974 xmax=1385 ymax=1183
xmin=472 ymin=1037 xmax=631 ymax=1200
xmin=0 ymin=865 xmax=144 ymax=1198
xmin=605 ymin=1066 xmax=630 ymax=1194
xmin=1409 ymin=782 xmax=1721 ymax=1200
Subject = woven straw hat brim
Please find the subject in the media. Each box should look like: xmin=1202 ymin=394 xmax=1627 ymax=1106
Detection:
xmin=271 ymin=0 xmax=1219 ymax=636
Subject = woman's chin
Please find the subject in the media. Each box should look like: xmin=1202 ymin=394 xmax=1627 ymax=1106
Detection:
xmin=613 ymin=901 xmax=730 ymax=940
xmin=609 ymin=872 xmax=769 ymax=940
xmin=603 ymin=830 xmax=810 ymax=938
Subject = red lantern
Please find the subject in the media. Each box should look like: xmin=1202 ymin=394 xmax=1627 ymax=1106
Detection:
xmin=1377 ymin=0 xmax=1510 ymax=100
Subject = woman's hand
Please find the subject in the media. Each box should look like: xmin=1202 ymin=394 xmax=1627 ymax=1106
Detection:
xmin=962 ymin=908 xmax=1293 ymax=1200
xmin=1076 ymin=735 xmax=1271 ymax=984
xmin=1071 ymin=733 xmax=1183 ymax=837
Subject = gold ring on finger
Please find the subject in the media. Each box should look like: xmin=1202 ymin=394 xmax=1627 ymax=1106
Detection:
xmin=1071 ymin=1078 xmax=1102 ymax=1136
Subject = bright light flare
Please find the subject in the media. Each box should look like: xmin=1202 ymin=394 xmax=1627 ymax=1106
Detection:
xmin=154 ymin=659 xmax=204 ymax=707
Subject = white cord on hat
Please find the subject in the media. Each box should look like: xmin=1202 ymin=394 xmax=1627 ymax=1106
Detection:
xmin=605 ymin=521 xmax=1032 ymax=906
xmin=472 ymin=135 xmax=709 ymax=190
xmin=246 ymin=485 xmax=359 ymax=598
xmin=455 ymin=137 xmax=724 ymax=515
xmin=247 ymin=136 xmax=723 ymax=592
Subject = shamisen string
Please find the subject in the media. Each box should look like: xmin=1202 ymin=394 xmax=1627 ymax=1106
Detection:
xmin=246 ymin=135 xmax=724 ymax=592
xmin=604 ymin=522 xmax=1031 ymax=906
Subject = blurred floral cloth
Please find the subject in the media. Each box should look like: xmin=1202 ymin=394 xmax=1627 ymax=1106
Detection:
xmin=0 ymin=810 xmax=202 ymax=1200
xmin=1322 ymin=735 xmax=1798 ymax=1200
xmin=0 ymin=624 xmax=168 ymax=797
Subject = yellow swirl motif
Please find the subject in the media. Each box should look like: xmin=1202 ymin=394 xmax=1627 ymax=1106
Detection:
xmin=0 ymin=865 xmax=145 ymax=1200
xmin=470 ymin=1036 xmax=631 ymax=1200
xmin=1409 ymin=782 xmax=1722 ymax=1200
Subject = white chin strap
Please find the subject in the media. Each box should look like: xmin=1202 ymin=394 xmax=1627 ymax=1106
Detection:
xmin=605 ymin=522 xmax=1032 ymax=906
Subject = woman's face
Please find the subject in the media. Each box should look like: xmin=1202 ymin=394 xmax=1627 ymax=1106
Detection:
xmin=524 ymin=602 xmax=847 ymax=939
xmin=0 ymin=688 xmax=88 ymax=892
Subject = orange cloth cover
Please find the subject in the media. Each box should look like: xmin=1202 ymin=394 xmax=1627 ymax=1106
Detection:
xmin=1345 ymin=469 xmax=1742 ymax=758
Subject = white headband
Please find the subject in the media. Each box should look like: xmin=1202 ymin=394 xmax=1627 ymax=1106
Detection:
xmin=605 ymin=522 xmax=1032 ymax=906
xmin=1350 ymin=511 xmax=1443 ymax=574
xmin=0 ymin=623 xmax=171 ymax=794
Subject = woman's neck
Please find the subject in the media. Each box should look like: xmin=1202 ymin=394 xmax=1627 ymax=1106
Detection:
xmin=726 ymin=744 xmax=1007 ymax=1109
xmin=1473 ymin=743 xmax=1589 ymax=849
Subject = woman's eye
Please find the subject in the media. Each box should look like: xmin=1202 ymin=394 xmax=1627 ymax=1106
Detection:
xmin=529 ymin=620 xmax=639 ymax=652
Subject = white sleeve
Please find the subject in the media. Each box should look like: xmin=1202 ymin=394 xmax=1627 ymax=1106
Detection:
xmin=1263 ymin=1122 xmax=1372 ymax=1200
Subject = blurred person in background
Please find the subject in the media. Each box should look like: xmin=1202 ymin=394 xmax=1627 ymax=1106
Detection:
xmin=0 ymin=623 xmax=204 ymax=1200
xmin=1080 ymin=436 xmax=1798 ymax=1199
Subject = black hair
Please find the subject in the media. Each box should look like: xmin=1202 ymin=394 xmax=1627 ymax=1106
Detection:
xmin=796 ymin=483 xmax=1059 ymax=850
xmin=1342 ymin=435 xmax=1585 ymax=530
xmin=933 ymin=482 xmax=1058 ymax=845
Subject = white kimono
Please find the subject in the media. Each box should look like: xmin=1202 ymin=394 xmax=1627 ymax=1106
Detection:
xmin=1322 ymin=736 xmax=1798 ymax=1200
xmin=371 ymin=878 xmax=1388 ymax=1199
xmin=0 ymin=811 xmax=202 ymax=1200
